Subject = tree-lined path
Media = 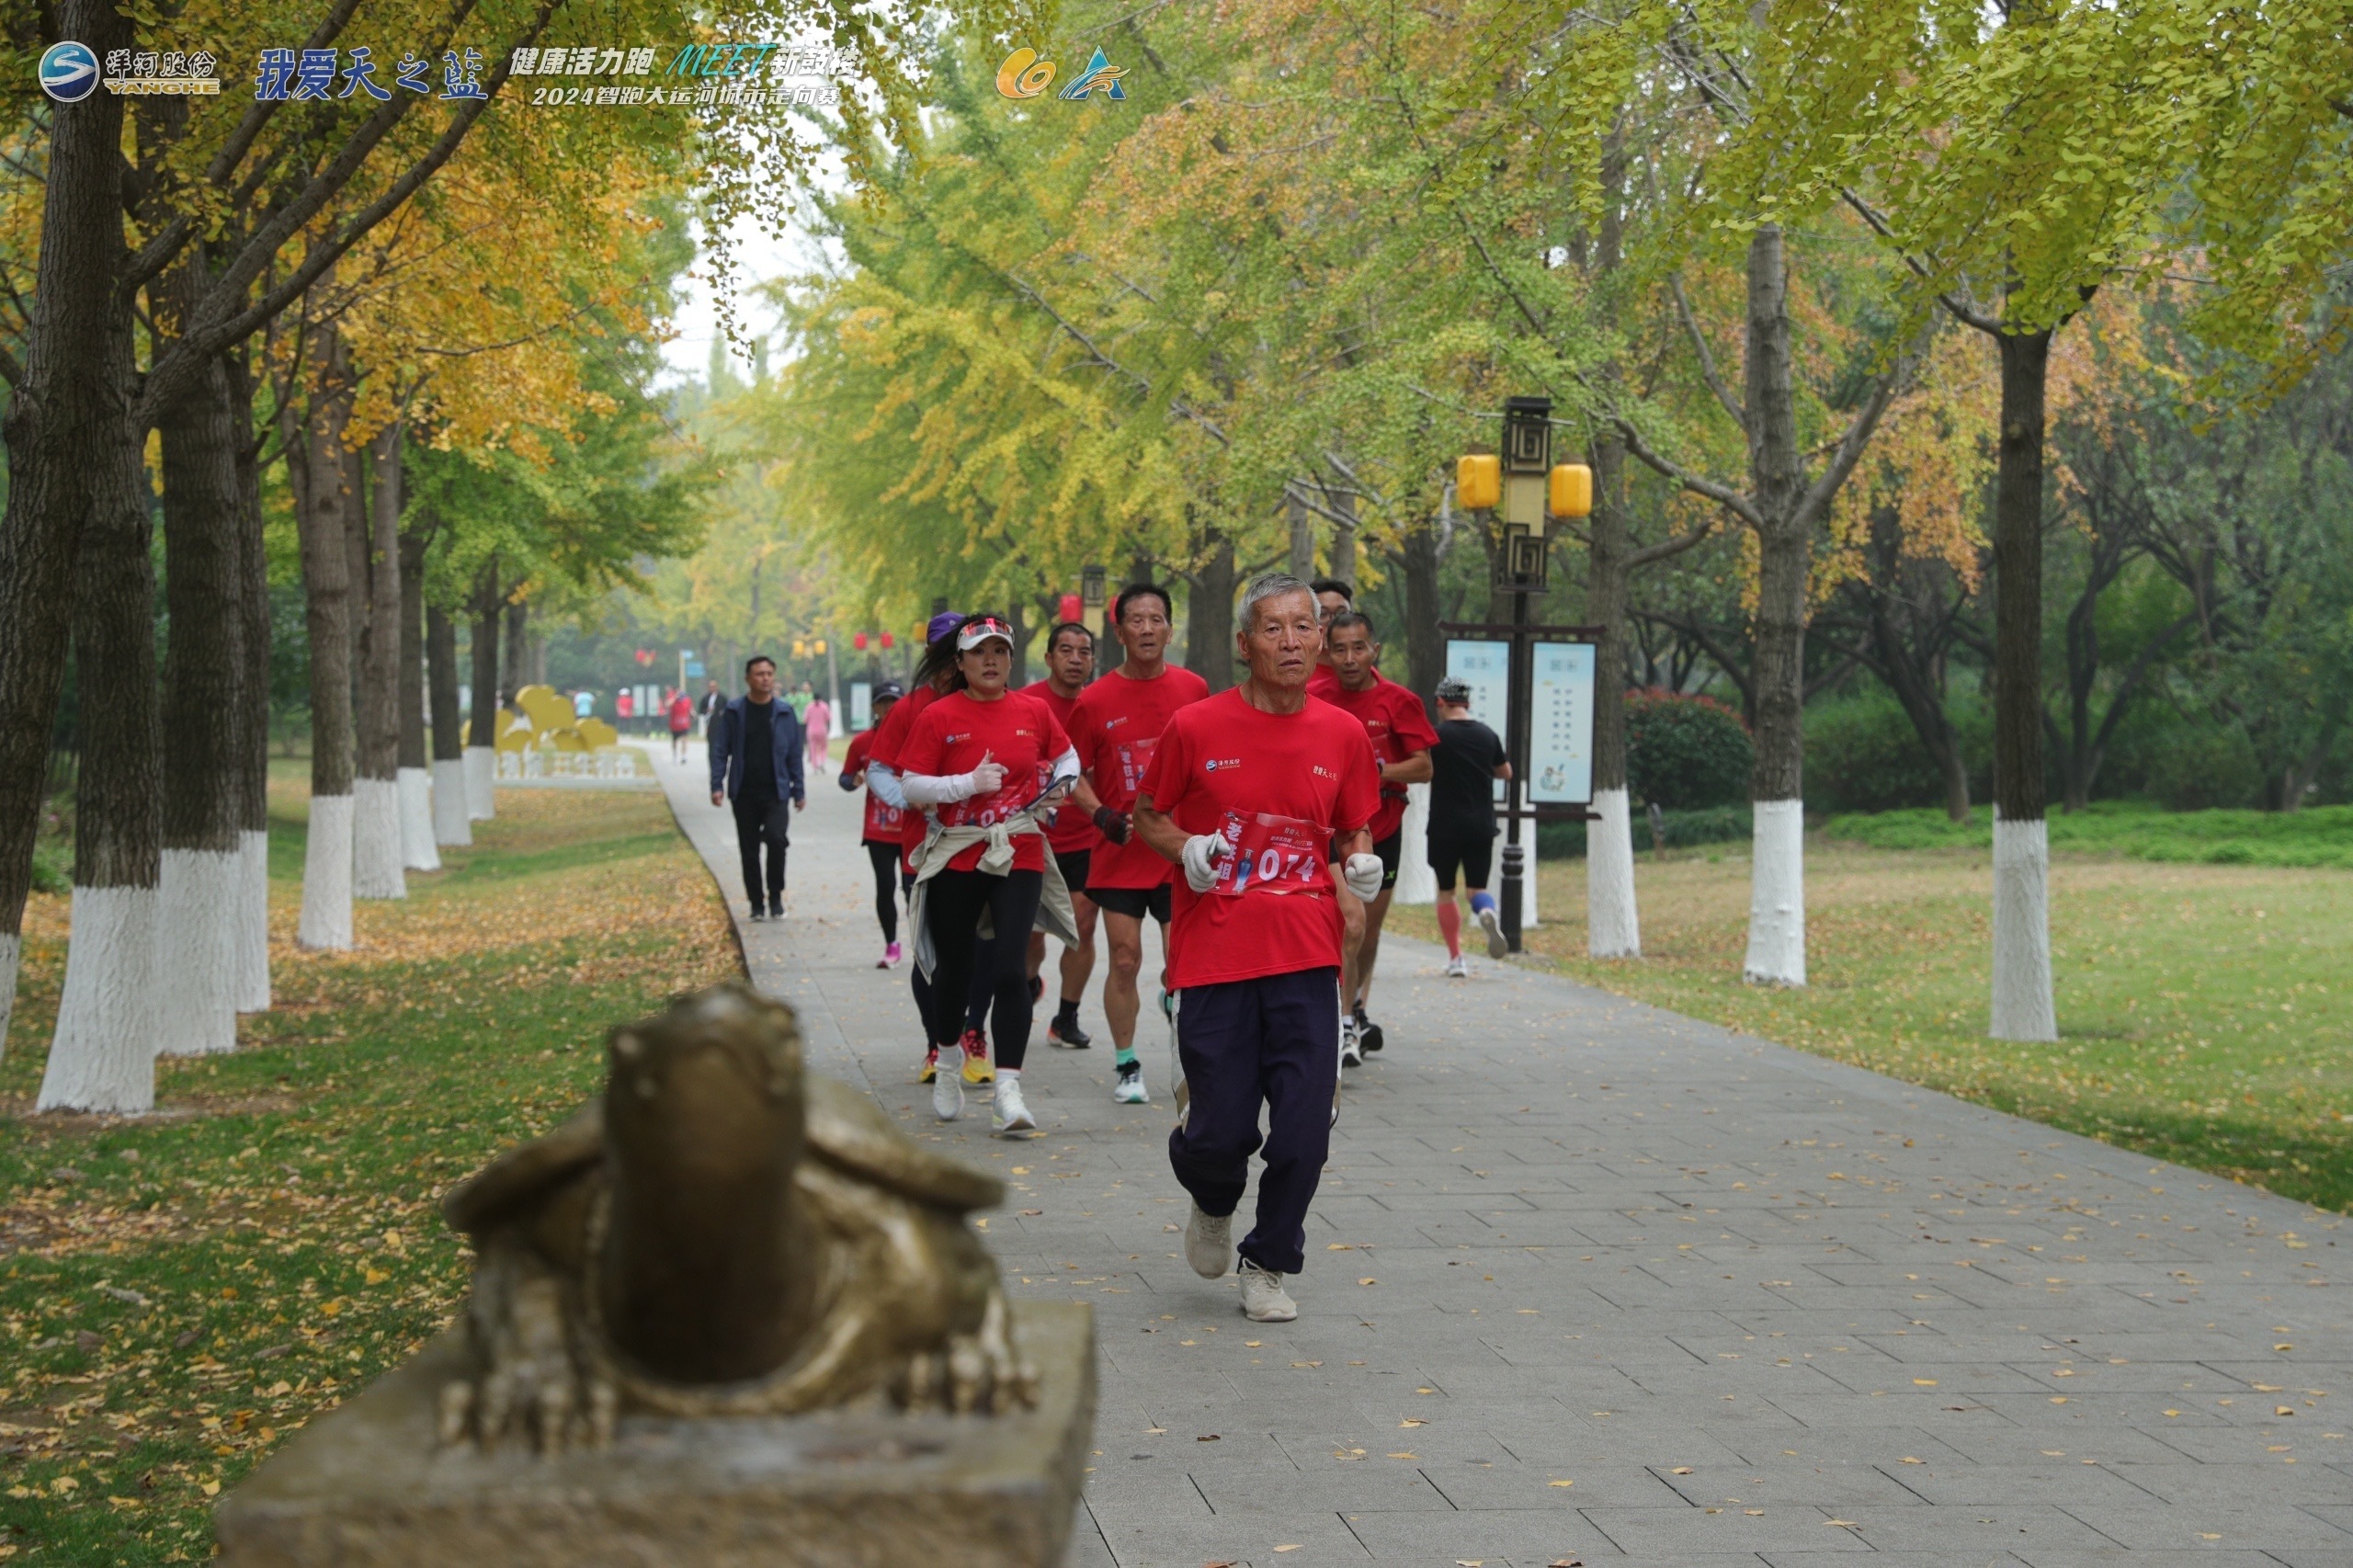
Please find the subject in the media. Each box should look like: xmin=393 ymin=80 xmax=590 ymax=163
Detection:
xmin=652 ymin=748 xmax=2350 ymax=1567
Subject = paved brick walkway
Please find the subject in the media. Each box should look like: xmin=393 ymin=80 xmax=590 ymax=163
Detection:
xmin=658 ymin=746 xmax=2350 ymax=1568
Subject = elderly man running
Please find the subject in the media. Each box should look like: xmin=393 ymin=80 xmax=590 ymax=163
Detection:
xmin=1134 ymin=574 xmax=1381 ymax=1323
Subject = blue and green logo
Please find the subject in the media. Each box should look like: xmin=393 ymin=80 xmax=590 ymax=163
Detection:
xmin=40 ymin=40 xmax=100 ymax=102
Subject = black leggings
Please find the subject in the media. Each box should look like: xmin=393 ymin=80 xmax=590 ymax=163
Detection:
xmin=923 ymin=868 xmax=1044 ymax=1071
xmin=865 ymin=840 xmax=900 ymax=944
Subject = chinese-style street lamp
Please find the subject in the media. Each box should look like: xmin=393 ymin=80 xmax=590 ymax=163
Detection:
xmin=1454 ymin=394 xmax=1592 ymax=951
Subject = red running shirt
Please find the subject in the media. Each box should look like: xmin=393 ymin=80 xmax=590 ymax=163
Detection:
xmin=1021 ymin=679 xmax=1099 ymax=855
xmin=894 ymin=689 xmax=1071 ymax=875
xmin=1139 ymin=688 xmax=1381 ymax=989
xmin=1317 ymin=676 xmax=1438 ymax=841
xmin=1069 ymin=665 xmax=1211 ymax=889
xmin=866 ymin=684 xmax=942 ymax=869
xmin=840 ymin=729 xmax=904 ymax=846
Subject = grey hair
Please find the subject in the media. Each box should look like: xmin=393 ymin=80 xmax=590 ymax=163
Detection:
xmin=1237 ymin=572 xmax=1316 ymax=630
xmin=1435 ymin=676 xmax=1472 ymax=706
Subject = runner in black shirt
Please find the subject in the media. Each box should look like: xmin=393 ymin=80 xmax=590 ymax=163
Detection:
xmin=1424 ymin=677 xmax=1512 ymax=975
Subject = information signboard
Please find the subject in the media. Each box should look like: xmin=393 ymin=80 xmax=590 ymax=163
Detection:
xmin=1444 ymin=640 xmax=1511 ymax=804
xmin=1529 ymin=642 xmax=1596 ymax=805
xmin=849 ymin=680 xmax=872 ymax=733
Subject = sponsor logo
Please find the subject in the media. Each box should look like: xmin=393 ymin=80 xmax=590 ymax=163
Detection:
xmin=1313 ymin=765 xmax=1337 ymax=779
xmin=39 ymin=40 xmax=100 ymax=102
xmin=1204 ymin=757 xmax=1242 ymax=772
xmin=944 ymin=732 xmax=972 ymax=744
xmin=104 ymin=47 xmax=222 ymax=95
xmin=995 ymin=45 xmax=1126 ymax=103
xmin=1102 ymin=714 xmax=1130 ymax=731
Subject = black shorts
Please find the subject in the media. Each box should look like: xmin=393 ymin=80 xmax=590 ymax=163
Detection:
xmin=1052 ymin=847 xmax=1092 ymax=898
xmin=1090 ymin=883 xmax=1172 ymax=924
xmin=1426 ymin=832 xmax=1494 ymax=892
xmin=1327 ymin=829 xmax=1404 ymax=891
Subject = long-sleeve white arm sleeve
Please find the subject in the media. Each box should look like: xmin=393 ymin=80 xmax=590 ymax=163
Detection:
xmin=865 ymin=762 xmax=909 ymax=809
xmin=900 ymin=770 xmax=978 ymax=807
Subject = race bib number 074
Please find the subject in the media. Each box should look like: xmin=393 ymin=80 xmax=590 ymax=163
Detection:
xmin=1211 ymin=811 xmax=1329 ymax=897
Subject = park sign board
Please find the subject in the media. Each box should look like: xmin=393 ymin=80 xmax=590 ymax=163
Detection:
xmin=1444 ymin=639 xmax=1511 ymax=805
xmin=1529 ymin=642 xmax=1596 ymax=806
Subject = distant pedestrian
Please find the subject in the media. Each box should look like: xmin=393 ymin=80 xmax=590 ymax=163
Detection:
xmin=573 ymin=688 xmax=595 ymax=721
xmin=1425 ymin=676 xmax=1512 ymax=976
xmin=616 ymin=688 xmax=636 ymax=727
xmin=805 ymin=693 xmax=832 ymax=767
xmin=709 ymin=656 xmax=806 ymax=922
xmin=790 ymin=679 xmax=815 ymax=721
xmin=666 ymin=687 xmax=694 ymax=763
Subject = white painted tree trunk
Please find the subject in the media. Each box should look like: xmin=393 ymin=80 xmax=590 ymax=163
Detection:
xmin=1392 ymin=781 xmax=1437 ymax=905
xmin=38 ymin=887 xmax=157 ymax=1113
xmin=0 ymin=934 xmax=17 ymax=1061
xmin=1743 ymin=799 xmax=1807 ymax=986
xmin=300 ymin=792 xmax=356 ymax=950
xmin=1514 ymin=811 xmax=1539 ymax=928
xmin=1586 ymin=787 xmax=1643 ymax=959
xmin=396 ymin=766 xmax=440 ymax=872
xmin=236 ymin=828 xmax=271 ymax=1012
xmin=156 ymin=848 xmax=241 ymax=1056
xmin=431 ymin=757 xmax=472 ymax=846
xmin=1990 ymin=812 xmax=2058 ymax=1041
xmin=463 ymin=745 xmax=496 ymax=820
xmin=351 ymin=778 xmax=406 ymax=900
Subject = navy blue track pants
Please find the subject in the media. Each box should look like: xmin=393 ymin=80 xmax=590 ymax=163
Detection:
xmin=1167 ymin=967 xmax=1339 ymax=1276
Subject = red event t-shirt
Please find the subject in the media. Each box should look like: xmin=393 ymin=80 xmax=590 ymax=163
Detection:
xmin=841 ymin=729 xmax=905 ymax=846
xmin=1139 ymin=688 xmax=1381 ymax=989
xmin=894 ymin=689 xmax=1071 ymax=875
xmin=866 ymin=683 xmax=942 ymax=868
xmin=1021 ymin=679 xmax=1098 ymax=855
xmin=1317 ymin=676 xmax=1438 ymax=841
xmin=1069 ymin=664 xmax=1211 ymax=889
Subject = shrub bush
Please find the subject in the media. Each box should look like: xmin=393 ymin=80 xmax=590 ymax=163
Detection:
xmin=1625 ymin=689 xmax=1752 ymax=810
xmin=1535 ymin=802 xmax=1751 ymax=859
xmin=1803 ymin=687 xmax=1992 ymax=814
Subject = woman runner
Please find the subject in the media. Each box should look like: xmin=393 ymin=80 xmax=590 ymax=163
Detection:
xmin=838 ymin=680 xmax=907 ymax=968
xmin=895 ymin=615 xmax=1079 ymax=1136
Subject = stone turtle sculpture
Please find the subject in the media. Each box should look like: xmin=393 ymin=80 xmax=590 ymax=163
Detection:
xmin=436 ymin=982 xmax=1037 ymax=1452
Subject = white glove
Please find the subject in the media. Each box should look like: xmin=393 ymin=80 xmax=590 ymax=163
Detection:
xmin=1181 ymin=834 xmax=1228 ymax=893
xmin=1343 ymin=852 xmax=1384 ymax=901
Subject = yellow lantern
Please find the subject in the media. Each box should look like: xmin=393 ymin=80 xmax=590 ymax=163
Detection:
xmin=813 ymin=638 xmax=827 ymax=655
xmin=1456 ymin=452 xmax=1501 ymax=511
xmin=791 ymin=639 xmax=808 ymax=658
xmin=1549 ymin=462 xmax=1593 ymax=520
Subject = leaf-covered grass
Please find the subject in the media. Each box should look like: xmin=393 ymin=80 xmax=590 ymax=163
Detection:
xmin=0 ymin=775 xmax=736 ymax=1564
xmin=1825 ymin=800 xmax=2353 ymax=869
xmin=1399 ymin=840 xmax=2353 ymax=1212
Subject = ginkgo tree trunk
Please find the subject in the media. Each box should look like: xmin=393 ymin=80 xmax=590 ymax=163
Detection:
xmin=353 ymin=424 xmax=407 ymax=901
xmin=398 ymin=525 xmax=442 ymax=872
xmin=289 ymin=317 xmax=360 ymax=951
xmin=466 ymin=565 xmax=502 ymax=820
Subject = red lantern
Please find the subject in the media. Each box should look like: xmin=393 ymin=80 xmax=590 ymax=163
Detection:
xmin=853 ymin=632 xmax=869 ymax=652
xmin=1058 ymin=593 xmax=1083 ymax=624
xmin=880 ymin=631 xmax=894 ymax=650
xmin=633 ymin=648 xmax=654 ymax=665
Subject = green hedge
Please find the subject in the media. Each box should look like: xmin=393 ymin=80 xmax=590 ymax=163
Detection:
xmin=1823 ymin=800 xmax=2353 ymax=869
xmin=30 ymin=842 xmax=69 ymax=895
xmin=1536 ymin=802 xmax=1751 ymax=859
xmin=1625 ymin=689 xmax=1752 ymax=809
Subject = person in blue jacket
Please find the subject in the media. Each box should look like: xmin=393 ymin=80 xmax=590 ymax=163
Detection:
xmin=709 ymin=654 xmax=806 ymax=920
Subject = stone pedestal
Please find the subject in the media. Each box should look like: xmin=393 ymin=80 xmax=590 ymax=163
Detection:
xmin=217 ymin=1301 xmax=1095 ymax=1567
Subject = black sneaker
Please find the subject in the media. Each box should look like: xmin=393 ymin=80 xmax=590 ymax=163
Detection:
xmin=747 ymin=906 xmax=767 ymax=923
xmin=1047 ymin=1014 xmax=1092 ymax=1049
xmin=1353 ymin=1006 xmax=1383 ymax=1055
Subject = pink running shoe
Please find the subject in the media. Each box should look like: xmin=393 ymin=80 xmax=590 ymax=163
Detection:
xmin=881 ymin=941 xmax=903 ymax=969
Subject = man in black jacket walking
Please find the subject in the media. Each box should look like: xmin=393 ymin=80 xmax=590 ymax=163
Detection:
xmin=709 ymin=655 xmax=806 ymax=919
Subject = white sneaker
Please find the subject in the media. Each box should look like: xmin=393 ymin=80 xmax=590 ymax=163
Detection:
xmin=991 ymin=1076 xmax=1036 ymax=1136
xmin=1445 ymin=954 xmax=1469 ymax=978
xmin=1238 ymin=1259 xmax=1297 ymax=1322
xmin=1477 ymin=904 xmax=1507 ymax=960
xmin=1185 ymin=1204 xmax=1233 ymax=1278
xmin=932 ymin=1062 xmax=963 ymax=1121
xmin=1340 ymin=1019 xmax=1364 ymax=1069
xmin=1113 ymin=1060 xmax=1148 ymax=1105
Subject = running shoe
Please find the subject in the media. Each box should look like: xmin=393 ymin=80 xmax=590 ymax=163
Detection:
xmin=1237 ymin=1259 xmax=1297 ymax=1322
xmin=1445 ymin=954 xmax=1469 ymax=979
xmin=880 ymin=941 xmax=902 ymax=970
xmin=1340 ymin=1018 xmax=1364 ymax=1070
xmin=1353 ymin=1006 xmax=1383 ymax=1056
xmin=1477 ymin=903 xmax=1508 ymax=960
xmin=1113 ymin=1060 xmax=1148 ymax=1105
xmin=1047 ymin=1014 xmax=1091 ymax=1050
xmin=959 ymin=1028 xmax=995 ymax=1085
xmin=992 ymin=1076 xmax=1037 ymax=1136
xmin=919 ymin=1046 xmax=938 ymax=1084
xmin=746 ymin=906 xmax=767 ymax=923
xmin=1184 ymin=1203 xmax=1233 ymax=1278
xmin=931 ymin=1061 xmax=962 ymax=1120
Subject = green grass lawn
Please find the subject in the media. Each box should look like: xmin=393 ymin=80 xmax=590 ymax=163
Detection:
xmin=0 ymin=777 xmax=736 ymax=1564
xmin=1399 ymin=838 xmax=2353 ymax=1213
xmin=1825 ymin=800 xmax=2353 ymax=868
